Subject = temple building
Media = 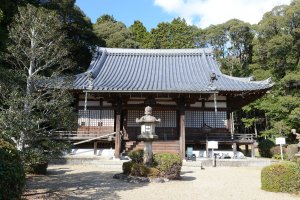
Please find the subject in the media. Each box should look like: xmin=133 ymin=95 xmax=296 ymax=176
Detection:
xmin=63 ymin=47 xmax=272 ymax=159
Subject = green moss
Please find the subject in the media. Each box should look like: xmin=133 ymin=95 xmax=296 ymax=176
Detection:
xmin=0 ymin=139 xmax=25 ymax=200
xmin=261 ymin=162 xmax=300 ymax=193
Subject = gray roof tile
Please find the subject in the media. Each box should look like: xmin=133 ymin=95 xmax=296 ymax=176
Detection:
xmin=73 ymin=47 xmax=272 ymax=93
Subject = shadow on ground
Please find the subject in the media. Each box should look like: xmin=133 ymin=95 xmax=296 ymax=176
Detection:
xmin=22 ymin=167 xmax=148 ymax=200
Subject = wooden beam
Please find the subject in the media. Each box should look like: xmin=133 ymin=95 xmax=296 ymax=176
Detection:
xmin=115 ymin=114 xmax=121 ymax=158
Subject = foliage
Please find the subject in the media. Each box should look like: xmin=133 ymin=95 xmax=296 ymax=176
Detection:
xmin=123 ymin=151 xmax=182 ymax=179
xmin=153 ymin=153 xmax=182 ymax=179
xmin=129 ymin=20 xmax=150 ymax=48
xmin=93 ymin=14 xmax=138 ymax=48
xmin=286 ymin=144 xmax=299 ymax=160
xmin=204 ymin=19 xmax=254 ymax=76
xmin=122 ymin=161 xmax=150 ymax=177
xmin=41 ymin=0 xmax=101 ymax=73
xmin=0 ymin=139 xmax=25 ymax=200
xmin=258 ymin=139 xmax=276 ymax=158
xmin=149 ymin=18 xmax=203 ymax=49
xmin=261 ymin=162 xmax=300 ymax=193
xmin=127 ymin=149 xmax=144 ymax=164
xmin=270 ymin=146 xmax=287 ymax=155
xmin=0 ymin=4 xmax=76 ymax=174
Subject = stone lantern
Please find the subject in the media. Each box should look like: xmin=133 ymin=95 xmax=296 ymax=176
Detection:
xmin=136 ymin=106 xmax=160 ymax=165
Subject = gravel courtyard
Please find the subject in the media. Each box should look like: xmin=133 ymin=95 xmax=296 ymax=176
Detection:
xmin=23 ymin=165 xmax=300 ymax=200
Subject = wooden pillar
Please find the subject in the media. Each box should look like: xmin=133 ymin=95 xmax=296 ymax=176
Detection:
xmin=115 ymin=113 xmax=121 ymax=158
xmin=233 ymin=143 xmax=237 ymax=158
xmin=251 ymin=143 xmax=255 ymax=158
xmin=94 ymin=141 xmax=98 ymax=155
xmin=179 ymin=107 xmax=186 ymax=160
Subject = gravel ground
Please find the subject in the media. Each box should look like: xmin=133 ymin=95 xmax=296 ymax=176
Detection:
xmin=23 ymin=165 xmax=300 ymax=200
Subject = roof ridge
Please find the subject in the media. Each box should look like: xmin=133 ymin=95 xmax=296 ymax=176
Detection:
xmin=98 ymin=47 xmax=213 ymax=54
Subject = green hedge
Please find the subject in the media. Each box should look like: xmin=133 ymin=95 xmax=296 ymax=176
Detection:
xmin=258 ymin=139 xmax=275 ymax=158
xmin=0 ymin=139 xmax=25 ymax=200
xmin=261 ymin=162 xmax=300 ymax=193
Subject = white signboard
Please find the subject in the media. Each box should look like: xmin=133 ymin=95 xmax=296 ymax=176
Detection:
xmin=207 ymin=141 xmax=218 ymax=149
xmin=276 ymin=137 xmax=286 ymax=145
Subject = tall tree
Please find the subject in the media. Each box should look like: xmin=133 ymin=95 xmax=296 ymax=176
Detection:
xmin=41 ymin=0 xmax=101 ymax=73
xmin=93 ymin=14 xmax=138 ymax=48
xmin=129 ymin=20 xmax=150 ymax=48
xmin=149 ymin=18 xmax=203 ymax=49
xmin=2 ymin=4 xmax=75 ymax=151
xmin=204 ymin=19 xmax=253 ymax=76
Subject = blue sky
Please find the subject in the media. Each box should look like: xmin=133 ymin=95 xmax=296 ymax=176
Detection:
xmin=76 ymin=0 xmax=292 ymax=30
xmin=75 ymin=0 xmax=174 ymax=31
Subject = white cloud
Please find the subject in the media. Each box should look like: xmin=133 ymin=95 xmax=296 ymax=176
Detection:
xmin=154 ymin=0 xmax=292 ymax=28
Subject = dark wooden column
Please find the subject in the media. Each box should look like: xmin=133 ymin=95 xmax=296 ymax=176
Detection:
xmin=114 ymin=97 xmax=122 ymax=159
xmin=179 ymin=106 xmax=186 ymax=160
xmin=115 ymin=113 xmax=121 ymax=158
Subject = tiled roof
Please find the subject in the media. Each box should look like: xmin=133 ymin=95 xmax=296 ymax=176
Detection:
xmin=73 ymin=47 xmax=272 ymax=93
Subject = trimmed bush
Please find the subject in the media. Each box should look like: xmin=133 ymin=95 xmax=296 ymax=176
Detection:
xmin=286 ymin=144 xmax=299 ymax=160
xmin=122 ymin=161 xmax=150 ymax=177
xmin=261 ymin=162 xmax=300 ymax=193
xmin=0 ymin=139 xmax=25 ymax=200
xmin=258 ymin=139 xmax=275 ymax=158
xmin=153 ymin=153 xmax=182 ymax=179
xmin=123 ymin=152 xmax=182 ymax=179
xmin=122 ymin=161 xmax=134 ymax=175
xmin=147 ymin=167 xmax=160 ymax=177
xmin=128 ymin=149 xmax=144 ymax=164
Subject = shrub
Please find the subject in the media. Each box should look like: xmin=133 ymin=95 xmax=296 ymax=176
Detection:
xmin=122 ymin=161 xmax=134 ymax=175
xmin=272 ymin=154 xmax=288 ymax=160
xmin=153 ymin=153 xmax=182 ymax=179
xmin=123 ymin=152 xmax=182 ymax=179
xmin=147 ymin=167 xmax=160 ymax=178
xmin=261 ymin=162 xmax=300 ymax=193
xmin=128 ymin=149 xmax=144 ymax=164
xmin=130 ymin=163 xmax=149 ymax=177
xmin=258 ymin=139 xmax=275 ymax=158
xmin=0 ymin=139 xmax=25 ymax=200
xmin=270 ymin=146 xmax=286 ymax=155
xmin=22 ymin=148 xmax=48 ymax=174
xmin=122 ymin=161 xmax=149 ymax=177
xmin=286 ymin=144 xmax=299 ymax=160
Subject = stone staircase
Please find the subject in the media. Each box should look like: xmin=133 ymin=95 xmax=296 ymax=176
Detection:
xmin=125 ymin=140 xmax=180 ymax=154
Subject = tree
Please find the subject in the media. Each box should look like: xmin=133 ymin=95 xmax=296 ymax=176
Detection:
xmin=93 ymin=14 xmax=139 ymax=48
xmin=41 ymin=0 xmax=101 ymax=73
xmin=149 ymin=18 xmax=203 ymax=49
xmin=129 ymin=20 xmax=151 ymax=48
xmin=203 ymin=19 xmax=254 ymax=76
xmin=1 ymin=4 xmax=75 ymax=153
